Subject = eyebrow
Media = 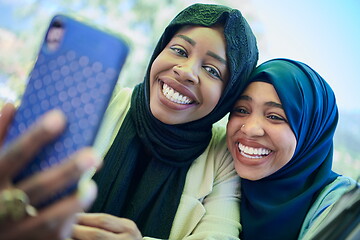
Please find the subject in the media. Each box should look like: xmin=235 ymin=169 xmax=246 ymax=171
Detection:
xmin=265 ymin=101 xmax=284 ymax=109
xmin=207 ymin=51 xmax=227 ymax=65
xmin=239 ymin=95 xmax=284 ymax=109
xmin=175 ymin=34 xmax=227 ymax=65
xmin=176 ymin=34 xmax=196 ymax=46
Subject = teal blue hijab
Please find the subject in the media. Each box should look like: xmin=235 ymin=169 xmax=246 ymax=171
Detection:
xmin=240 ymin=59 xmax=339 ymax=239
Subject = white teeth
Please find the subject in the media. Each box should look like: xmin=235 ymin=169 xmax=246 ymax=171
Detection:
xmin=162 ymin=83 xmax=193 ymax=104
xmin=238 ymin=143 xmax=271 ymax=159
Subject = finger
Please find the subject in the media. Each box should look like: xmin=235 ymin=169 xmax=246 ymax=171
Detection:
xmin=0 ymin=109 xmax=66 ymax=180
xmin=76 ymin=213 xmax=141 ymax=236
xmin=0 ymin=103 xmax=16 ymax=145
xmin=18 ymin=148 xmax=100 ymax=206
xmin=0 ymin=181 xmax=97 ymax=240
xmin=72 ymin=226 xmax=141 ymax=240
xmin=56 ymin=181 xmax=98 ymax=239
xmin=72 ymin=224 xmax=120 ymax=240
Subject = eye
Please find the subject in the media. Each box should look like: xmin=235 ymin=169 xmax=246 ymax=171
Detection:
xmin=232 ymin=106 xmax=249 ymax=116
xmin=203 ymin=65 xmax=222 ymax=80
xmin=267 ymin=114 xmax=288 ymax=123
xmin=170 ymin=46 xmax=187 ymax=57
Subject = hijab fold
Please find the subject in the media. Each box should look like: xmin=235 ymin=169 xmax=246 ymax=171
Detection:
xmin=90 ymin=3 xmax=258 ymax=238
xmin=240 ymin=59 xmax=339 ymax=240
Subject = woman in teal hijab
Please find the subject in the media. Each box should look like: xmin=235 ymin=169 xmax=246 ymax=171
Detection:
xmin=73 ymin=3 xmax=258 ymax=239
xmin=226 ymin=58 xmax=357 ymax=239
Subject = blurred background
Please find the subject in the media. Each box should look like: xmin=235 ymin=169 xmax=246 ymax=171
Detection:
xmin=0 ymin=0 xmax=359 ymax=179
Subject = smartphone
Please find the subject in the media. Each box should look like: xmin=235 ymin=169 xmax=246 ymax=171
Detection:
xmin=4 ymin=14 xmax=129 ymax=207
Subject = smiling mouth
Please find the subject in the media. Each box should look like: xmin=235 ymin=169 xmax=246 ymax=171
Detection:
xmin=162 ymin=83 xmax=194 ymax=105
xmin=237 ymin=142 xmax=272 ymax=159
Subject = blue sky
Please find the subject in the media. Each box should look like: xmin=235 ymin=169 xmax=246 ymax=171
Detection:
xmin=1 ymin=0 xmax=360 ymax=111
xmin=249 ymin=0 xmax=360 ymax=112
xmin=0 ymin=2 xmax=17 ymax=29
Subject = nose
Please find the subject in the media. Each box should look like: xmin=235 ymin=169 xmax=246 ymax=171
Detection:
xmin=241 ymin=117 xmax=265 ymax=137
xmin=173 ymin=60 xmax=199 ymax=84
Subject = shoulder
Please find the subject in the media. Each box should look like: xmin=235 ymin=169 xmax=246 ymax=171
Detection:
xmin=182 ymin=122 xmax=237 ymax=198
xmin=93 ymin=86 xmax=133 ymax=157
xmin=209 ymin=123 xmax=227 ymax=152
xmin=312 ymin=176 xmax=356 ymax=212
xmin=194 ymin=123 xmax=230 ymax=176
xmin=108 ymin=86 xmax=133 ymax=108
xmin=299 ymin=175 xmax=358 ymax=239
xmin=170 ymin=123 xmax=240 ymax=239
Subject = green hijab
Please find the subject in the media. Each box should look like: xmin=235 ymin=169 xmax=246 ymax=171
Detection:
xmin=91 ymin=3 xmax=258 ymax=238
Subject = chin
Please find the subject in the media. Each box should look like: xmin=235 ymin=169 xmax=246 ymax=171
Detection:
xmin=150 ymin=108 xmax=178 ymax=125
xmin=239 ymin=174 xmax=262 ymax=181
xmin=235 ymin=166 xmax=268 ymax=181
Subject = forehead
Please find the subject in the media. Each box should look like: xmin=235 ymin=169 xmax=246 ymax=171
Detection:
xmin=172 ymin=25 xmax=225 ymax=44
xmin=241 ymin=82 xmax=281 ymax=103
xmin=176 ymin=24 xmax=224 ymax=33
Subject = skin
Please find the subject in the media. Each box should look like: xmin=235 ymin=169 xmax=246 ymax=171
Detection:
xmin=72 ymin=213 xmax=142 ymax=240
xmin=149 ymin=25 xmax=229 ymax=124
xmin=72 ymin=25 xmax=230 ymax=240
xmin=0 ymin=103 xmax=99 ymax=240
xmin=226 ymin=82 xmax=297 ymax=180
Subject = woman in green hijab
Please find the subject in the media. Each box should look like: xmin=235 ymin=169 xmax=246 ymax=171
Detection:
xmin=72 ymin=3 xmax=258 ymax=239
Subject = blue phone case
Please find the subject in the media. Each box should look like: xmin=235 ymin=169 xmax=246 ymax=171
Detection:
xmin=5 ymin=14 xmax=129 ymax=207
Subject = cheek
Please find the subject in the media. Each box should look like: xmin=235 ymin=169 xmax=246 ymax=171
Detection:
xmin=150 ymin=52 xmax=170 ymax=78
xmin=286 ymin=134 xmax=297 ymax=160
xmin=225 ymin=123 xmax=233 ymax=145
xmin=226 ymin=117 xmax=242 ymax=151
xmin=275 ymin=129 xmax=297 ymax=166
xmin=226 ymin=117 xmax=237 ymax=136
xmin=150 ymin=58 xmax=161 ymax=80
xmin=203 ymin=82 xmax=224 ymax=107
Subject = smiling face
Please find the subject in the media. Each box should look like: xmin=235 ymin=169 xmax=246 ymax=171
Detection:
xmin=149 ymin=25 xmax=229 ymax=124
xmin=226 ymin=82 xmax=297 ymax=180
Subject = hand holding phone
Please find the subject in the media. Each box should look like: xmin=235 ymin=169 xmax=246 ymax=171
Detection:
xmin=4 ymin=14 xmax=129 ymax=207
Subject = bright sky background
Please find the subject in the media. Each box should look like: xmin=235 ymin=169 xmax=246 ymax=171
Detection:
xmin=1 ymin=0 xmax=359 ymax=112
xmin=245 ymin=0 xmax=360 ymax=112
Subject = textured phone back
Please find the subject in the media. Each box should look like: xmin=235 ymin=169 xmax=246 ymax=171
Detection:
xmin=5 ymin=15 xmax=128 ymax=188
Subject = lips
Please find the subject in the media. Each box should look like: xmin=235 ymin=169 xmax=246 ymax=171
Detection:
xmin=162 ymin=83 xmax=194 ymax=104
xmin=237 ymin=142 xmax=272 ymax=159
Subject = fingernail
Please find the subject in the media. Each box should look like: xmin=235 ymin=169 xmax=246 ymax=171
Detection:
xmin=42 ymin=109 xmax=66 ymax=133
xmin=77 ymin=148 xmax=101 ymax=172
xmin=77 ymin=180 xmax=97 ymax=208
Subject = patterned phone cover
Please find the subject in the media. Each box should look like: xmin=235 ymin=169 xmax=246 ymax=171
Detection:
xmin=5 ymin=14 xmax=129 ymax=206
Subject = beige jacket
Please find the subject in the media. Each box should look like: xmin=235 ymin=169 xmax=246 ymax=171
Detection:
xmin=93 ymin=87 xmax=241 ymax=240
